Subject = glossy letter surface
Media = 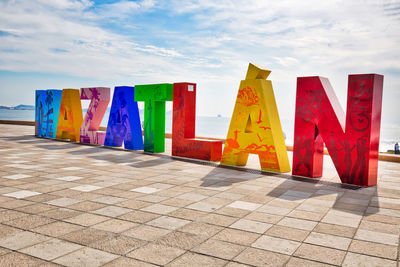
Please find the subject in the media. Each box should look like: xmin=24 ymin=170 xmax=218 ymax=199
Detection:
xmin=221 ymin=63 xmax=290 ymax=172
xmin=35 ymin=90 xmax=45 ymax=136
xmin=172 ymin=83 xmax=223 ymax=161
xmin=42 ymin=90 xmax=62 ymax=138
xmin=292 ymin=74 xmax=383 ymax=186
xmin=80 ymin=87 xmax=110 ymax=145
xmin=104 ymin=86 xmax=143 ymax=150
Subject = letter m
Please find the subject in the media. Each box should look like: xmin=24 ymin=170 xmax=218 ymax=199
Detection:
xmin=292 ymin=74 xmax=383 ymax=187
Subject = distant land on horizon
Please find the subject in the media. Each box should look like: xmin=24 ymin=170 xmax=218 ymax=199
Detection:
xmin=0 ymin=104 xmax=35 ymax=110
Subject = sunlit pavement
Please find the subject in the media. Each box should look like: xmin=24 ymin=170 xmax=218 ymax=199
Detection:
xmin=0 ymin=124 xmax=399 ymax=266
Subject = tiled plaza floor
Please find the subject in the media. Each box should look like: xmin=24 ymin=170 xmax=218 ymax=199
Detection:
xmin=0 ymin=124 xmax=399 ymax=266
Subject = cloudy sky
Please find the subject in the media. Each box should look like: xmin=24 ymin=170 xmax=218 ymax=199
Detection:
xmin=0 ymin=0 xmax=399 ymax=131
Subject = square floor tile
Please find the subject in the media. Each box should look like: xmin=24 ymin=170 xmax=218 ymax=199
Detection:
xmin=192 ymin=239 xmax=245 ymax=260
xmin=140 ymin=204 xmax=178 ymax=215
xmin=64 ymin=213 xmax=109 ymax=226
xmin=54 ymin=247 xmax=118 ymax=267
xmin=123 ymin=225 xmax=171 ymax=241
xmin=304 ymin=232 xmax=352 ymax=250
xmin=93 ymin=206 xmax=131 ymax=217
xmin=92 ymin=219 xmax=138 ymax=233
xmin=227 ymin=201 xmax=262 ymax=211
xmin=0 ymin=231 xmax=50 ymax=250
xmin=56 ymin=176 xmax=82 ymax=181
xmin=3 ymin=174 xmax=32 ymax=180
xmin=147 ymin=216 xmax=191 ymax=230
xmin=71 ymin=185 xmax=103 ymax=192
xmin=3 ymin=190 xmax=41 ymax=199
xmin=90 ymin=235 xmax=146 ymax=255
xmin=277 ymin=217 xmax=318 ymax=231
xmin=342 ymin=252 xmax=396 ymax=267
xmin=61 ymin=167 xmax=83 ymax=171
xmin=127 ymin=243 xmax=185 ymax=265
xmin=130 ymin=186 xmax=161 ymax=194
xmin=252 ymin=235 xmax=300 ymax=255
xmin=93 ymin=196 xmax=126 ymax=205
xmin=45 ymin=197 xmax=82 ymax=207
xmin=20 ymin=238 xmax=82 ymax=260
xmin=230 ymin=219 xmax=272 ymax=234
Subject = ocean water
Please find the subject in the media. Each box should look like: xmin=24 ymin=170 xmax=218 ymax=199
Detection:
xmin=0 ymin=109 xmax=398 ymax=152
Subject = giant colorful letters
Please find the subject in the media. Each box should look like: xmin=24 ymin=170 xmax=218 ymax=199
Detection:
xmin=34 ymin=63 xmax=384 ymax=187
xmin=56 ymin=89 xmax=83 ymax=142
xmin=104 ymin=86 xmax=143 ymax=150
xmin=292 ymin=74 xmax=383 ymax=186
xmin=80 ymin=87 xmax=110 ymax=145
xmin=35 ymin=89 xmax=62 ymax=138
xmin=172 ymin=83 xmax=223 ymax=161
xmin=134 ymin=83 xmax=173 ymax=153
xmin=221 ymin=63 xmax=290 ymax=173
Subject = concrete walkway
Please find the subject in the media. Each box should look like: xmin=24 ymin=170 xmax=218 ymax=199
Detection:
xmin=0 ymin=124 xmax=399 ymax=266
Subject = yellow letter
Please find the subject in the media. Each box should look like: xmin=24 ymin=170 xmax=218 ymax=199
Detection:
xmin=56 ymin=89 xmax=83 ymax=142
xmin=221 ymin=63 xmax=290 ymax=173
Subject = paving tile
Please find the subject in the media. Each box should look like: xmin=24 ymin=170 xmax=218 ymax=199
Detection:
xmin=304 ymin=232 xmax=352 ymax=250
xmin=54 ymin=247 xmax=119 ymax=267
xmin=354 ymin=229 xmax=398 ymax=246
xmin=123 ymin=225 xmax=171 ymax=241
xmin=93 ymin=196 xmax=126 ymax=204
xmin=0 ymin=231 xmax=50 ymax=250
xmin=314 ymin=222 xmax=356 ymax=238
xmin=266 ymin=225 xmax=310 ymax=242
xmin=251 ymin=235 xmax=300 ymax=255
xmin=167 ymin=252 xmax=227 ymax=267
xmin=92 ymin=206 xmax=131 ymax=217
xmin=168 ymin=208 xmax=206 ymax=220
xmin=227 ymin=200 xmax=262 ymax=211
xmin=3 ymin=214 xmax=55 ymax=230
xmin=294 ymin=243 xmax=346 ymax=265
xmin=285 ymin=257 xmax=332 ymax=267
xmin=32 ymin=221 xmax=84 ymax=237
xmin=179 ymin=221 xmax=223 ymax=238
xmin=127 ymin=243 xmax=185 ymax=265
xmin=3 ymin=174 xmax=32 ymax=180
xmin=64 ymin=213 xmax=109 ymax=226
xmin=71 ymin=185 xmax=103 ymax=192
xmin=103 ymin=257 xmax=157 ymax=267
xmin=192 ymin=239 xmax=246 ymax=260
xmin=186 ymin=201 xmax=223 ymax=212
xmin=277 ymin=217 xmax=318 ymax=231
xmin=358 ymin=220 xmax=400 ymax=235
xmin=342 ymin=252 xmax=397 ymax=267
xmin=93 ymin=219 xmax=138 ymax=233
xmin=61 ymin=228 xmax=113 ymax=246
xmin=0 ymin=224 xmax=23 ymax=237
xmin=2 ymin=190 xmax=41 ymax=199
xmin=198 ymin=213 xmax=238 ymax=227
xmin=20 ymin=238 xmax=82 ymax=260
xmin=229 ymin=218 xmax=272 ymax=234
xmin=257 ymin=204 xmax=292 ymax=215
xmin=213 ymin=228 xmax=260 ymax=246
xmin=130 ymin=186 xmax=161 ymax=194
xmin=118 ymin=210 xmax=160 ymax=223
xmin=56 ymin=176 xmax=82 ymax=181
xmin=321 ymin=210 xmax=362 ymax=227
xmin=147 ymin=216 xmax=191 ymax=230
xmin=155 ymin=231 xmax=207 ymax=250
xmin=67 ymin=200 xmax=106 ymax=211
xmin=140 ymin=203 xmax=179 ymax=215
xmin=0 ymin=252 xmax=46 ymax=266
xmin=90 ymin=235 xmax=146 ymax=255
xmin=348 ymin=239 xmax=398 ymax=260
xmin=40 ymin=207 xmax=82 ymax=220
xmin=45 ymin=197 xmax=83 ymax=207
xmin=176 ymin=192 xmax=208 ymax=201
xmin=234 ymin=247 xmax=290 ymax=266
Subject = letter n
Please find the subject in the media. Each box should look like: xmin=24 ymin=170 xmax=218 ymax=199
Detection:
xmin=292 ymin=74 xmax=383 ymax=186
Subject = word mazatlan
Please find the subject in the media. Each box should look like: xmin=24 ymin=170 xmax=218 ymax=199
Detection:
xmin=35 ymin=63 xmax=384 ymax=187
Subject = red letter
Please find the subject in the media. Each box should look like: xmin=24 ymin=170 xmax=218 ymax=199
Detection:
xmin=172 ymin=83 xmax=223 ymax=161
xmin=292 ymin=74 xmax=383 ymax=186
